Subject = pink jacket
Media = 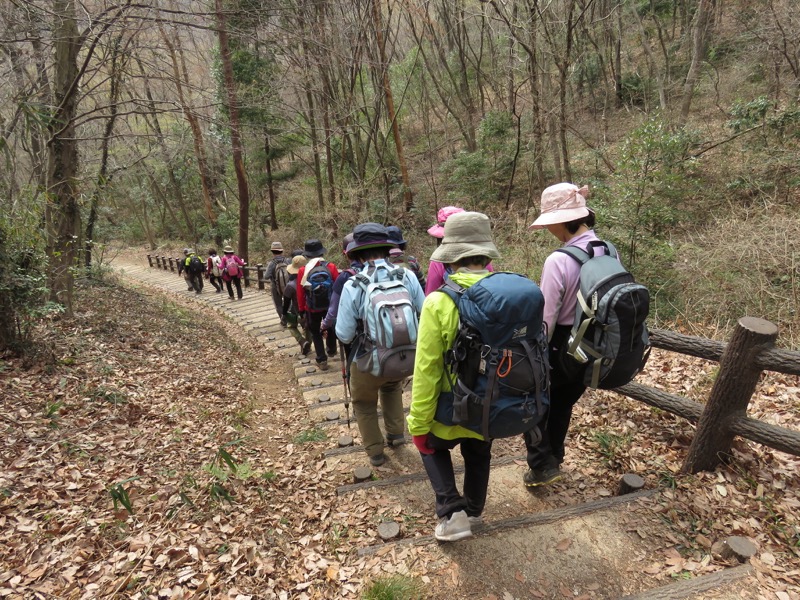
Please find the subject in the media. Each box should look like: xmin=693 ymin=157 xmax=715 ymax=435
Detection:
xmin=220 ymin=254 xmax=245 ymax=282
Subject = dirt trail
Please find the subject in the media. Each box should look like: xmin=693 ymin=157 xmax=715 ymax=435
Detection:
xmin=103 ymin=254 xmax=795 ymax=599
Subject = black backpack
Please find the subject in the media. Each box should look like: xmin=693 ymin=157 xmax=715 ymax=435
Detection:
xmin=435 ymin=273 xmax=550 ymax=440
xmin=557 ymin=240 xmax=651 ymax=389
xmin=187 ymin=255 xmax=204 ymax=275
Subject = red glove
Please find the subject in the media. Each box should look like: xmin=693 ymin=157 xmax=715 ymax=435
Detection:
xmin=413 ymin=434 xmax=434 ymax=455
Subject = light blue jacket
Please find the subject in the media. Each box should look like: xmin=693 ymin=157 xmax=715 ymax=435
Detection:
xmin=335 ymin=259 xmax=425 ymax=345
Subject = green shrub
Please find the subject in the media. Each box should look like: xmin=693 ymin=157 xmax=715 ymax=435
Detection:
xmin=362 ymin=575 xmax=424 ymax=600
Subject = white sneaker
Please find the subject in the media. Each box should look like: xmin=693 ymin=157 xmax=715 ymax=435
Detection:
xmin=434 ymin=510 xmax=472 ymax=542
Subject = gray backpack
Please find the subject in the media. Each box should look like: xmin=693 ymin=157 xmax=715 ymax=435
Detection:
xmin=353 ymin=263 xmax=419 ymax=379
xmin=557 ymin=240 xmax=651 ymax=389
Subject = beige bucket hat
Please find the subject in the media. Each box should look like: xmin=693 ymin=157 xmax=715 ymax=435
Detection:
xmin=529 ymin=183 xmax=591 ymax=229
xmin=430 ymin=211 xmax=501 ymax=264
xmin=286 ymin=254 xmax=307 ymax=275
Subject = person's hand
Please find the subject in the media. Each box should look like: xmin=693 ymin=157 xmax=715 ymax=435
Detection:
xmin=413 ymin=434 xmax=434 ymax=455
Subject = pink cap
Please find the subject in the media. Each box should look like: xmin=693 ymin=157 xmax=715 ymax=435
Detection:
xmin=529 ymin=183 xmax=590 ymax=229
xmin=427 ymin=206 xmax=465 ymax=238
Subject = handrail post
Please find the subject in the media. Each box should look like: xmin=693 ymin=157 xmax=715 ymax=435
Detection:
xmin=243 ymin=263 xmax=250 ymax=288
xmin=681 ymin=317 xmax=778 ymax=473
xmin=257 ymin=264 xmax=264 ymax=290
xmin=147 ymin=254 xmax=153 ymax=267
xmin=168 ymin=257 xmax=175 ymax=272
xmin=155 ymin=256 xmax=161 ymax=269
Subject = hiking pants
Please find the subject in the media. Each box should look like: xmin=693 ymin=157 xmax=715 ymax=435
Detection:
xmin=287 ymin=322 xmax=311 ymax=350
xmin=210 ymin=274 xmax=224 ymax=292
xmin=421 ymin=434 xmax=492 ymax=519
xmin=225 ymin=277 xmax=243 ymax=299
xmin=349 ymin=367 xmax=405 ymax=459
xmin=189 ymin=272 xmax=203 ymax=293
xmin=308 ymin=310 xmax=336 ymax=364
xmin=525 ymin=324 xmax=586 ymax=471
xmin=270 ymin=283 xmax=283 ymax=320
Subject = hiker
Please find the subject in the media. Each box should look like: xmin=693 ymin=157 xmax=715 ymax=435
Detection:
xmin=387 ymin=225 xmax=426 ymax=289
xmin=523 ymin=183 xmax=599 ymax=487
xmin=283 ymin=255 xmax=312 ymax=356
xmin=320 ymin=233 xmax=361 ymax=361
xmin=206 ymin=248 xmax=224 ymax=293
xmin=265 ymin=241 xmax=290 ymax=325
xmin=424 ymin=206 xmax=493 ymax=295
xmin=407 ymin=211 xmax=501 ymax=542
xmin=179 ymin=248 xmax=205 ymax=294
xmin=220 ymin=245 xmax=245 ymax=300
xmin=335 ymin=223 xmax=425 ymax=467
xmin=296 ymin=239 xmax=339 ymax=370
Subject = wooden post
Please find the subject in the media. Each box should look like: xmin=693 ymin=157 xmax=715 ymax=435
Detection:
xmin=155 ymin=256 xmax=161 ymax=269
xmin=167 ymin=257 xmax=175 ymax=272
xmin=242 ymin=263 xmax=250 ymax=288
xmin=682 ymin=317 xmax=778 ymax=473
xmin=256 ymin=264 xmax=264 ymax=290
xmin=147 ymin=254 xmax=153 ymax=267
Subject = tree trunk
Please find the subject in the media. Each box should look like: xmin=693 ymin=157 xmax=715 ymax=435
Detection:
xmin=372 ymin=0 xmax=413 ymax=212
xmin=679 ymin=0 xmax=713 ymax=124
xmin=264 ymin=134 xmax=278 ymax=230
xmin=160 ymin=23 xmax=218 ymax=228
xmin=45 ymin=0 xmax=81 ymax=316
xmin=86 ymin=35 xmax=125 ymax=269
xmin=215 ymin=0 xmax=250 ymax=263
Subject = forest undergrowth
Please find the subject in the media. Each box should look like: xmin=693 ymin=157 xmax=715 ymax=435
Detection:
xmin=0 ymin=271 xmax=798 ymax=598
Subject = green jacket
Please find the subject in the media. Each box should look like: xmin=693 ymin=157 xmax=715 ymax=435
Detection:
xmin=407 ymin=269 xmax=491 ymax=441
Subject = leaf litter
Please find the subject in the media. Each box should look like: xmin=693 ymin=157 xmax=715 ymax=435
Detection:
xmin=0 ymin=277 xmax=799 ymax=599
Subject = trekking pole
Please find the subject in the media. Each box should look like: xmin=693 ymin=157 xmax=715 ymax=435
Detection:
xmin=339 ymin=344 xmax=351 ymax=429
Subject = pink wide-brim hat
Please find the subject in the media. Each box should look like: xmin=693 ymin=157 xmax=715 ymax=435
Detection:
xmin=427 ymin=206 xmax=465 ymax=238
xmin=529 ymin=183 xmax=591 ymax=229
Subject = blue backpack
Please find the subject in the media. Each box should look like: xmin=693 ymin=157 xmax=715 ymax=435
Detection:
xmin=304 ymin=261 xmax=334 ymax=311
xmin=435 ymin=272 xmax=550 ymax=440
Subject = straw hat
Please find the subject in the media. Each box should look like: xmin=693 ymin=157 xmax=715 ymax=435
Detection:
xmin=223 ymin=245 xmax=234 ymax=253
xmin=528 ymin=183 xmax=591 ymax=229
xmin=429 ymin=212 xmax=500 ymax=264
xmin=270 ymin=241 xmax=284 ymax=252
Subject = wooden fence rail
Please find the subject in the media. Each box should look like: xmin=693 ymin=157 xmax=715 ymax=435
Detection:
xmin=146 ymin=256 xmax=800 ymax=473
xmin=147 ymin=254 xmax=268 ymax=288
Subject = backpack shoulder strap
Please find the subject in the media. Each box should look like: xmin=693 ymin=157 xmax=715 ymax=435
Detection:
xmin=555 ymin=246 xmax=591 ymax=265
xmin=436 ymin=279 xmax=465 ymax=306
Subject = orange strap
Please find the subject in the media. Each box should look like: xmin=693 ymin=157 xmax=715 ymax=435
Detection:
xmin=497 ymin=350 xmax=512 ymax=378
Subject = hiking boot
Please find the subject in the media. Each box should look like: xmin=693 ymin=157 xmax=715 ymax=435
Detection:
xmin=326 ymin=349 xmax=337 ymax=358
xmin=523 ymin=466 xmax=563 ymax=488
xmin=280 ymin=318 xmax=287 ymax=327
xmin=386 ymin=434 xmax=406 ymax=448
xmin=369 ymin=453 xmax=386 ymax=467
xmin=318 ymin=361 xmax=329 ymax=372
xmin=434 ymin=510 xmax=472 ymax=542
xmin=301 ymin=342 xmax=312 ymax=356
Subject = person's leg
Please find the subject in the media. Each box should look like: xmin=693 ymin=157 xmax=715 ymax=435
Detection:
xmin=234 ymin=277 xmax=243 ymax=299
xmin=226 ymin=279 xmax=234 ymax=298
xmin=349 ymin=368 xmax=383 ymax=459
xmin=325 ymin=327 xmax=337 ymax=357
xmin=378 ymin=378 xmax=405 ymax=439
xmin=184 ymin=273 xmax=193 ymax=291
xmin=460 ymin=437 xmax=493 ymax=518
xmin=271 ymin=284 xmax=284 ymax=321
xmin=420 ymin=435 xmax=465 ymax=518
xmin=308 ymin=312 xmax=326 ymax=364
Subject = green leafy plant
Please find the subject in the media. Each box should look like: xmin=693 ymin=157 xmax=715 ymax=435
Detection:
xmin=591 ymin=430 xmax=631 ymax=464
xmin=362 ymin=575 xmax=424 ymax=600
xmin=108 ymin=477 xmax=140 ymax=515
xmin=293 ymin=428 xmax=327 ymax=444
